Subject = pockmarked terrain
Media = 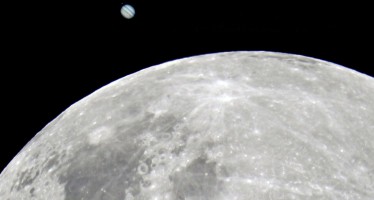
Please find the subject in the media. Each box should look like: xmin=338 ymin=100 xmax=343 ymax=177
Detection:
xmin=1 ymin=51 xmax=373 ymax=200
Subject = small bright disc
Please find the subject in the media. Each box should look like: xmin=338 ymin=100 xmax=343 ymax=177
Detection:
xmin=121 ymin=4 xmax=135 ymax=19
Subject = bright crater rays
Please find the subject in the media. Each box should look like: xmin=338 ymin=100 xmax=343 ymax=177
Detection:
xmin=1 ymin=51 xmax=374 ymax=200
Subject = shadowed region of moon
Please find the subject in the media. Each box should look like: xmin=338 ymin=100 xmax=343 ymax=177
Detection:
xmin=1 ymin=51 xmax=374 ymax=199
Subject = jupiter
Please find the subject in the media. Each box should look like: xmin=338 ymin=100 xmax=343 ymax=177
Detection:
xmin=121 ymin=4 xmax=135 ymax=19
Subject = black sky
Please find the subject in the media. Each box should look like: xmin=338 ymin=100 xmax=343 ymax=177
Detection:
xmin=2 ymin=0 xmax=373 ymax=171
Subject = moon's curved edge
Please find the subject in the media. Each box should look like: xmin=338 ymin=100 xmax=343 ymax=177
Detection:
xmin=1 ymin=50 xmax=372 ymax=176
xmin=79 ymin=50 xmax=373 ymax=104
xmin=59 ymin=50 xmax=374 ymax=122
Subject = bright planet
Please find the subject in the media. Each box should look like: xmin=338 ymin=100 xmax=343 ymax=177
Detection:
xmin=121 ymin=4 xmax=135 ymax=19
xmin=0 ymin=51 xmax=373 ymax=199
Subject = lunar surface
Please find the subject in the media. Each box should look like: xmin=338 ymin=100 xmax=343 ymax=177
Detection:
xmin=1 ymin=51 xmax=374 ymax=200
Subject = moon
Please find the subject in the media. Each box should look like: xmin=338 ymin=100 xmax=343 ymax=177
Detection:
xmin=121 ymin=4 xmax=135 ymax=19
xmin=1 ymin=51 xmax=374 ymax=199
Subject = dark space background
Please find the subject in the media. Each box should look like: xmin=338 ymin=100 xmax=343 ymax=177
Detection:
xmin=2 ymin=1 xmax=373 ymax=172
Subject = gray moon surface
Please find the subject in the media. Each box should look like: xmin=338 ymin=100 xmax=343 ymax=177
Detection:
xmin=1 ymin=51 xmax=374 ymax=200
